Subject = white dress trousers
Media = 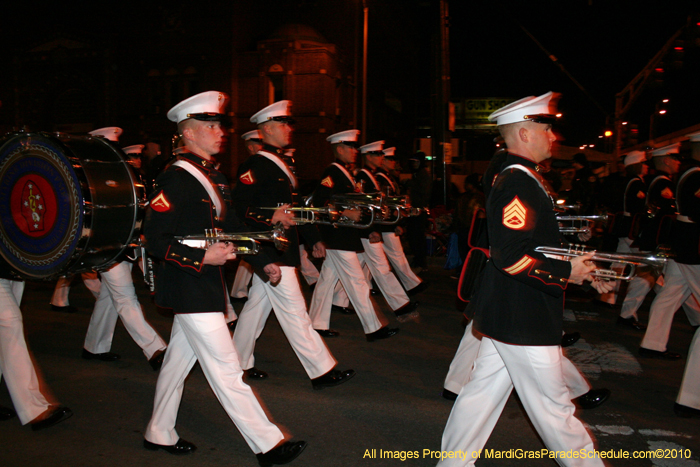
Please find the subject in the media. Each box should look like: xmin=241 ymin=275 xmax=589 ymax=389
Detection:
xmin=0 ymin=279 xmax=52 ymax=424
xmin=299 ymin=245 xmax=320 ymax=285
xmin=381 ymin=232 xmax=422 ymax=291
xmin=83 ymin=261 xmax=166 ymax=360
xmin=677 ymin=326 xmax=700 ymax=410
xmin=439 ymin=337 xmax=603 ymax=467
xmin=230 ymin=260 xmax=253 ymax=299
xmin=358 ymin=238 xmax=410 ymax=311
xmin=309 ymin=249 xmax=386 ymax=334
xmin=641 ymin=260 xmax=700 ymax=352
xmin=50 ymin=271 xmax=101 ymax=306
xmin=443 ymin=321 xmax=589 ymax=399
xmin=233 ymin=266 xmax=336 ymax=379
xmin=145 ymin=312 xmax=284 ymax=452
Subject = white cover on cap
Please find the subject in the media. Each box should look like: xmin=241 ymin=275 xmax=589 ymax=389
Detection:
xmin=650 ymin=142 xmax=680 ymax=157
xmin=250 ymin=100 xmax=292 ymax=125
xmin=383 ymin=147 xmax=396 ymax=156
xmin=326 ymin=129 xmax=360 ymax=144
xmin=686 ymin=131 xmax=700 ymax=142
xmin=241 ymin=130 xmax=262 ymax=141
xmin=623 ymin=150 xmax=646 ymax=167
xmin=488 ymin=91 xmax=557 ymax=126
xmin=360 ymin=140 xmax=385 ymax=154
xmin=167 ymin=91 xmax=228 ymax=123
xmin=90 ymin=127 xmax=122 ymax=142
xmin=122 ymin=144 xmax=144 ymax=155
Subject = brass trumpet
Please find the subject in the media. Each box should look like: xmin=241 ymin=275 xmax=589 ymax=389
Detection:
xmin=534 ymin=244 xmax=669 ymax=280
xmin=556 ymin=215 xmax=608 ymax=235
xmin=176 ymin=223 xmax=290 ymax=254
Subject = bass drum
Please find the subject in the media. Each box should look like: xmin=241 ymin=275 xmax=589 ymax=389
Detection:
xmin=0 ymin=131 xmax=143 ymax=280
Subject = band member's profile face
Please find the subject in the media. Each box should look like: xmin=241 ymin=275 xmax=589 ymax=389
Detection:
xmin=185 ymin=120 xmax=226 ymax=157
xmin=337 ymin=143 xmax=357 ymax=165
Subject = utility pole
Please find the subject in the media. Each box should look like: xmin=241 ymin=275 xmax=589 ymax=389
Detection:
xmin=432 ymin=0 xmax=450 ymax=206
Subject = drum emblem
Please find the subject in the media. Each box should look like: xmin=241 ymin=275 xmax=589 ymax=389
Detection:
xmin=14 ymin=176 xmax=58 ymax=235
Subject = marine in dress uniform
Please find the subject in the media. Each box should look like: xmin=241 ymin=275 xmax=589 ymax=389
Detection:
xmin=0 ymin=276 xmax=73 ymax=430
xmin=230 ymin=130 xmax=264 ymax=302
xmin=142 ymin=91 xmax=306 ymax=465
xmin=308 ymin=130 xmax=399 ymax=341
xmin=80 ymin=130 xmax=167 ymax=370
xmin=640 ymin=135 xmax=700 ymax=359
xmin=355 ymin=141 xmax=418 ymax=322
xmin=438 ymin=92 xmax=613 ymax=466
xmin=231 ymin=100 xmax=354 ymax=388
xmin=614 ymin=150 xmax=650 ymax=329
xmin=375 ymin=147 xmax=427 ymax=295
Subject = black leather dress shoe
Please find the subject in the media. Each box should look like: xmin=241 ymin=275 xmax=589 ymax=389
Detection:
xmin=407 ymin=281 xmax=430 ymax=296
xmin=227 ymin=320 xmax=238 ymax=332
xmin=51 ymin=304 xmax=78 ymax=313
xmin=149 ymin=349 xmax=166 ymax=371
xmin=561 ymin=332 xmax=580 ymax=348
xmin=573 ymin=388 xmax=610 ymax=409
xmin=82 ymin=349 xmax=120 ymax=361
xmin=144 ymin=438 xmax=197 ymax=455
xmin=315 ymin=329 xmax=340 ymax=338
xmin=257 ymin=440 xmax=307 ymax=467
xmin=639 ymin=347 xmax=681 ymax=360
xmin=395 ymin=301 xmax=420 ymax=323
xmin=0 ymin=405 xmax=17 ymax=421
xmin=245 ymin=367 xmax=269 ymax=379
xmin=31 ymin=406 xmax=73 ymax=431
xmin=230 ymin=296 xmax=248 ymax=303
xmin=617 ymin=316 xmax=646 ymax=330
xmin=331 ymin=305 xmax=353 ymax=314
xmin=674 ymin=402 xmax=700 ymax=418
xmin=441 ymin=389 xmax=458 ymax=401
xmin=366 ymin=326 xmax=399 ymax=342
xmin=312 ymin=369 xmax=356 ymax=389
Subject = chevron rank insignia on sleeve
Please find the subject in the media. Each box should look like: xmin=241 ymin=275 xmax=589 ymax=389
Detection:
xmin=150 ymin=192 xmax=171 ymax=212
xmin=239 ymin=170 xmax=255 ymax=185
xmin=321 ymin=176 xmax=334 ymax=188
xmin=503 ymin=196 xmax=526 ymax=230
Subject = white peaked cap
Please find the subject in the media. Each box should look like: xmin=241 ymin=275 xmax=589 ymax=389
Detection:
xmin=250 ymin=100 xmax=293 ymax=125
xmin=122 ymin=144 xmax=144 ymax=155
xmin=650 ymin=142 xmax=681 ymax=157
xmin=488 ymin=91 xmax=559 ymax=126
xmin=326 ymin=129 xmax=360 ymax=144
xmin=360 ymin=140 xmax=385 ymax=154
xmin=241 ymin=130 xmax=263 ymax=141
xmin=90 ymin=127 xmax=123 ymax=142
xmin=686 ymin=131 xmax=700 ymax=142
xmin=623 ymin=150 xmax=646 ymax=166
xmin=167 ymin=91 xmax=228 ymax=123
xmin=383 ymin=147 xmax=396 ymax=156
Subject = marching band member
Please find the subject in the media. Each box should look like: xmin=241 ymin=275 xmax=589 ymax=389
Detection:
xmin=143 ymin=91 xmax=306 ymax=465
xmin=641 ymin=134 xmax=700 ymax=359
xmin=230 ymin=130 xmax=264 ymax=303
xmin=81 ymin=128 xmax=167 ymax=370
xmin=438 ymin=92 xmax=613 ymax=466
xmin=355 ymin=141 xmax=419 ymax=322
xmin=613 ymin=150 xmax=649 ymax=330
xmin=0 ymin=276 xmax=73 ymax=430
xmin=375 ymin=147 xmax=428 ymax=295
xmin=232 ymin=100 xmax=354 ymax=388
xmin=308 ymin=130 xmax=399 ymax=341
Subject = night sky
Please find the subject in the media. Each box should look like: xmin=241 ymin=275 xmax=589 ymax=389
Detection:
xmin=1 ymin=0 xmax=698 ymax=149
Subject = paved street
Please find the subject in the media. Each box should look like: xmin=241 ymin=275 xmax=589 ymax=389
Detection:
xmin=1 ymin=256 xmax=699 ymax=467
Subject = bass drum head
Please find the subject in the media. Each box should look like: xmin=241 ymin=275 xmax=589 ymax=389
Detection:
xmin=0 ymin=132 xmax=85 ymax=279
